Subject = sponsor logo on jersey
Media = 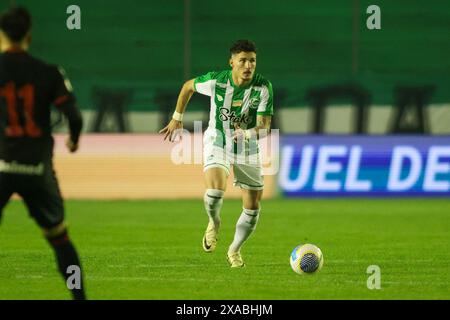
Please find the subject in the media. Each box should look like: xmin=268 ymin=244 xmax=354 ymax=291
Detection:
xmin=219 ymin=108 xmax=250 ymax=124
xmin=249 ymin=97 xmax=261 ymax=109
xmin=0 ymin=160 xmax=44 ymax=175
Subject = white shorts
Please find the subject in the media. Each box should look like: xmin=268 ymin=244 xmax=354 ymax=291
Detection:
xmin=203 ymin=132 xmax=264 ymax=191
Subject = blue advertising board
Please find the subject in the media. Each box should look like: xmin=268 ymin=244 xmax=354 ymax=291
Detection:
xmin=279 ymin=136 xmax=450 ymax=197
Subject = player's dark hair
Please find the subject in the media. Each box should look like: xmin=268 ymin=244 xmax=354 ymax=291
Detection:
xmin=0 ymin=6 xmax=31 ymax=42
xmin=230 ymin=39 xmax=257 ymax=55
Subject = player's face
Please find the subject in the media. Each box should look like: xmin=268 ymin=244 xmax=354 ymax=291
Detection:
xmin=230 ymin=51 xmax=256 ymax=82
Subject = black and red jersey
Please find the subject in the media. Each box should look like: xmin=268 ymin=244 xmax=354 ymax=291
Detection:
xmin=0 ymin=48 xmax=82 ymax=164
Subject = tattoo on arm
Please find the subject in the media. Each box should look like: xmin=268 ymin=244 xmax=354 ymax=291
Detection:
xmin=257 ymin=118 xmax=264 ymax=127
xmin=254 ymin=116 xmax=272 ymax=138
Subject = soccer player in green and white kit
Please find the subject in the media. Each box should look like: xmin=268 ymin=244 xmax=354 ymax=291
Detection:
xmin=160 ymin=40 xmax=273 ymax=267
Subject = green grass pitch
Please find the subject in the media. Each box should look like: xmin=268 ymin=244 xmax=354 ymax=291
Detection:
xmin=0 ymin=198 xmax=449 ymax=299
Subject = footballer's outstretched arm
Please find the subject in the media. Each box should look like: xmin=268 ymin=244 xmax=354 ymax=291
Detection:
xmin=159 ymin=79 xmax=195 ymax=142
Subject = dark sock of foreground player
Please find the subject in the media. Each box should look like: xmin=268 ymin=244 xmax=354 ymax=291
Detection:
xmin=46 ymin=230 xmax=86 ymax=300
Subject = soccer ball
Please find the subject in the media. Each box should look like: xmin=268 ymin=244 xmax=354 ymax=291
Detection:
xmin=290 ymin=244 xmax=324 ymax=274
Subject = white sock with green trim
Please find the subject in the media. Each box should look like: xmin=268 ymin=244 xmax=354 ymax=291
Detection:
xmin=204 ymin=189 xmax=224 ymax=230
xmin=229 ymin=208 xmax=260 ymax=253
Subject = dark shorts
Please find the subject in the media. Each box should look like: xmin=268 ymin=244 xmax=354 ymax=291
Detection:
xmin=0 ymin=165 xmax=64 ymax=230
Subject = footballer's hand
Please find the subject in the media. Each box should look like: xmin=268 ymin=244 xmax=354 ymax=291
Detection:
xmin=159 ymin=119 xmax=183 ymax=142
xmin=66 ymin=137 xmax=79 ymax=153
xmin=232 ymin=123 xmax=249 ymax=142
xmin=232 ymin=127 xmax=246 ymax=142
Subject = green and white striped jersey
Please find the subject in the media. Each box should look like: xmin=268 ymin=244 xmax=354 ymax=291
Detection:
xmin=194 ymin=70 xmax=273 ymax=152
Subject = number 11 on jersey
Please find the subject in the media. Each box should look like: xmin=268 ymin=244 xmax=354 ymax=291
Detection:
xmin=0 ymin=82 xmax=41 ymax=137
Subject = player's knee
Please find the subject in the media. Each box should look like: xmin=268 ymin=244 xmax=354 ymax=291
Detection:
xmin=243 ymin=196 xmax=260 ymax=210
xmin=44 ymin=222 xmax=70 ymax=247
xmin=244 ymin=202 xmax=260 ymax=211
xmin=242 ymin=189 xmax=263 ymax=210
xmin=208 ymin=181 xmax=227 ymax=191
xmin=205 ymin=168 xmax=228 ymax=190
xmin=44 ymin=221 xmax=66 ymax=237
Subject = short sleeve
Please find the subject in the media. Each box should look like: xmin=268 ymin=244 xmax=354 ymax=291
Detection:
xmin=257 ymin=81 xmax=273 ymax=116
xmin=194 ymin=71 xmax=218 ymax=97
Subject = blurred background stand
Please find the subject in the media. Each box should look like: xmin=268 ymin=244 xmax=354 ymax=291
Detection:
xmin=306 ymin=85 xmax=371 ymax=134
xmin=155 ymin=89 xmax=210 ymax=132
xmin=90 ymin=87 xmax=133 ymax=133
xmin=389 ymin=86 xmax=435 ymax=134
xmin=272 ymin=88 xmax=287 ymax=133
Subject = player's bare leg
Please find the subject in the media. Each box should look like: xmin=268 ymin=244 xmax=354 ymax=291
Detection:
xmin=228 ymin=188 xmax=263 ymax=267
xmin=44 ymin=221 xmax=86 ymax=300
xmin=202 ymin=167 xmax=227 ymax=252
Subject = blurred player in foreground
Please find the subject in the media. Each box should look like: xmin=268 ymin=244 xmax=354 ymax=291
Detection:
xmin=160 ymin=40 xmax=273 ymax=267
xmin=0 ymin=6 xmax=85 ymax=299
